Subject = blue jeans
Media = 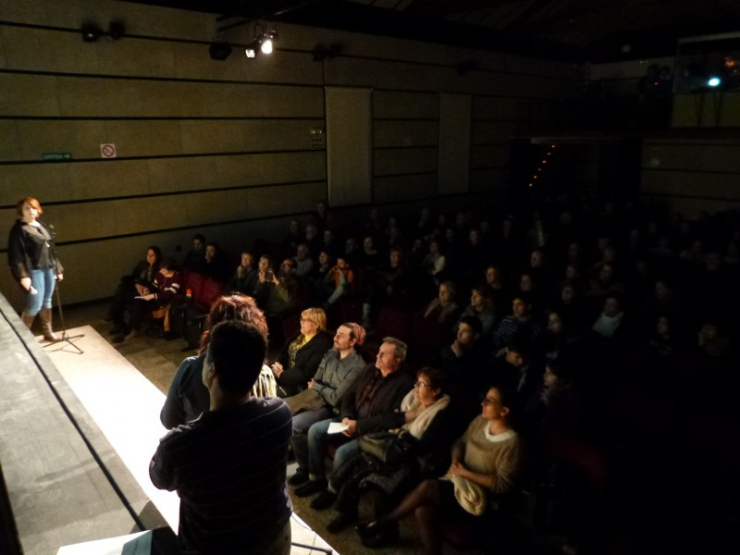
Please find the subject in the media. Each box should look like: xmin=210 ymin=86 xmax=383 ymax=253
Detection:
xmin=291 ymin=407 xmax=331 ymax=473
xmin=26 ymin=268 xmax=55 ymax=316
xmin=307 ymin=418 xmax=360 ymax=489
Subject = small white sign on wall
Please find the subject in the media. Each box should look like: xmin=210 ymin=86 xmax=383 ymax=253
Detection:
xmin=100 ymin=144 xmax=117 ymax=158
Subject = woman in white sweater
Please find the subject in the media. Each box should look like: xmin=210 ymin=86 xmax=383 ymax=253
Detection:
xmin=357 ymin=386 xmax=523 ymax=553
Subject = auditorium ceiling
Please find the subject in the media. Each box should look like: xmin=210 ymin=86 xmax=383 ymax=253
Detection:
xmin=123 ymin=0 xmax=740 ymax=61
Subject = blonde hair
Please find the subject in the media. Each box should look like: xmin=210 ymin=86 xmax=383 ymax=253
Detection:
xmin=302 ymin=307 xmax=327 ymax=331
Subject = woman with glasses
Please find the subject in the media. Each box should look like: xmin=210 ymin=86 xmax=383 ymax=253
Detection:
xmin=321 ymin=367 xmax=460 ymax=534
xmin=357 ymin=385 xmax=523 ymax=552
xmin=270 ymin=307 xmax=333 ymax=397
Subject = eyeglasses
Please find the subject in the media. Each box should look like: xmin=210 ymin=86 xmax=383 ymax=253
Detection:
xmin=300 ymin=318 xmax=315 ymax=324
xmin=414 ymin=381 xmax=431 ymax=389
xmin=482 ymin=397 xmax=500 ymax=406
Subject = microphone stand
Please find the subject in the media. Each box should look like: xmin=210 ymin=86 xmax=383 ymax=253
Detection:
xmin=43 ymin=223 xmax=84 ymax=354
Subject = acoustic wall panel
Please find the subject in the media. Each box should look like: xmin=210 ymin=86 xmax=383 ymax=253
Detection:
xmin=325 ymin=86 xmax=372 ymax=206
xmin=438 ymin=93 xmax=472 ymax=195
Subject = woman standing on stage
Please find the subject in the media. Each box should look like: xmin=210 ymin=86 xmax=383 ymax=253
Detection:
xmin=8 ymin=197 xmax=64 ymax=341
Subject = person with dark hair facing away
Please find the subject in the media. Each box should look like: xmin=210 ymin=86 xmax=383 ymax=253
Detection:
xmin=357 ymin=386 xmax=523 ymax=552
xmin=159 ymin=294 xmax=276 ymax=429
xmin=150 ymin=320 xmax=292 ymax=555
xmin=524 ymin=359 xmax=586 ymax=440
xmin=292 ymin=338 xmax=414 ymax=507
xmin=492 ymin=340 xmax=542 ymax=400
xmin=181 ymin=233 xmax=206 ymax=271
xmin=288 ymin=323 xmax=367 ymax=487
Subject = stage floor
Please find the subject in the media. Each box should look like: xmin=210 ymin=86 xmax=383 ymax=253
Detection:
xmin=42 ymin=325 xmax=335 ymax=554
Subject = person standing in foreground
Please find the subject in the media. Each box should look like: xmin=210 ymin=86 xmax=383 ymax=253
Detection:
xmin=150 ymin=320 xmax=292 ymax=554
xmin=7 ymin=197 xmax=64 ymax=341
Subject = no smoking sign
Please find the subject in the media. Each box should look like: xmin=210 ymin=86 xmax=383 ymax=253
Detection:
xmin=100 ymin=143 xmax=117 ymax=158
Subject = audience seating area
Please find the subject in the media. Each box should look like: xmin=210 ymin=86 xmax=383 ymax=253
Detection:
xmin=109 ymin=195 xmax=740 ymax=554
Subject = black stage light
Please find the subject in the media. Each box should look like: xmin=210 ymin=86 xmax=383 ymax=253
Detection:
xmin=81 ymin=23 xmax=103 ymax=43
xmin=108 ymin=21 xmax=125 ymax=41
xmin=209 ymin=41 xmax=233 ymax=61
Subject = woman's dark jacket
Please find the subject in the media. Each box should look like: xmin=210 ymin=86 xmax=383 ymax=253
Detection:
xmin=275 ymin=330 xmax=333 ymax=396
xmin=8 ymin=220 xmax=63 ymax=280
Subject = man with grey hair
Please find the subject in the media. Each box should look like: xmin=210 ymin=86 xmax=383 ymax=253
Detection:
xmin=293 ymin=337 xmax=413 ymax=508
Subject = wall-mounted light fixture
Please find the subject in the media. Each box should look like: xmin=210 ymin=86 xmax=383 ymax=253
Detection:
xmin=81 ymin=20 xmax=125 ymax=43
xmin=245 ymin=30 xmax=277 ymax=59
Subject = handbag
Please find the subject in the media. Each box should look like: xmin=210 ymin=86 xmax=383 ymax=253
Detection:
xmin=359 ymin=431 xmax=414 ymax=467
xmin=284 ymin=388 xmax=325 ymax=416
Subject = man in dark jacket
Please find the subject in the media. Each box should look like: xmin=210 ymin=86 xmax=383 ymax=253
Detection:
xmin=292 ymin=337 xmax=413 ymax=507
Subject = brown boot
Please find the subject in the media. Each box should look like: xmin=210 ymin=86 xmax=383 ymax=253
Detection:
xmin=39 ymin=307 xmax=59 ymax=342
xmin=20 ymin=311 xmax=35 ymax=329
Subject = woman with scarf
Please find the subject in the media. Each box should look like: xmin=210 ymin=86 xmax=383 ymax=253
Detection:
xmin=357 ymin=385 xmax=523 ymax=552
xmin=320 ymin=367 xmax=459 ymax=534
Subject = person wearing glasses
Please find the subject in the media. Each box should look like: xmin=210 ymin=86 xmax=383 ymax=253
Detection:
xmin=356 ymin=386 xmax=523 ymax=551
xmin=270 ymin=307 xmax=333 ymax=397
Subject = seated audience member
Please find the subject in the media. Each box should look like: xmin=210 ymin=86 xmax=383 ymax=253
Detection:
xmin=492 ymin=293 xmax=542 ymax=356
xmin=271 ymin=307 xmax=333 ymax=397
xmin=591 ymin=294 xmax=629 ymax=339
xmin=525 ymin=248 xmax=553 ymax=293
xmin=524 ymin=359 xmax=585 ymax=439
xmin=282 ymin=218 xmax=302 ymax=254
xmin=376 ymin=247 xmax=408 ymax=307
xmin=266 ymin=258 xmax=301 ymax=318
xmin=308 ymin=250 xmax=333 ymax=300
xmin=358 ymin=234 xmax=381 ymax=272
xmin=292 ymin=338 xmax=414 ymax=503
xmin=227 ymin=251 xmax=258 ymax=294
xmin=113 ymin=257 xmax=181 ymax=342
xmin=344 ymin=236 xmax=361 ymax=266
xmin=542 ymin=310 xmax=578 ymax=362
xmin=433 ymin=317 xmax=488 ymax=422
xmin=305 ymin=222 xmax=322 ymax=258
xmin=421 ymin=239 xmax=446 ymax=283
xmin=492 ymin=341 xmax=542 ymax=399
xmin=356 ymin=386 xmax=523 ymax=551
xmin=288 ymin=323 xmax=367 ymax=486
xmin=294 ymin=243 xmax=314 ymax=277
xmin=325 ymin=367 xmax=458 ymax=533
xmin=462 ymin=227 xmax=488 ymax=286
xmin=696 ymin=318 xmax=731 ymax=366
xmin=181 ymin=233 xmax=206 ymax=271
xmin=106 ymin=245 xmax=162 ymax=335
xmin=324 ymin=256 xmax=354 ymax=306
xmin=423 ymin=280 xmax=462 ymax=327
xmin=484 ymin=264 xmax=506 ymax=297
xmin=202 ymin=242 xmax=230 ymax=282
xmin=553 ymin=283 xmax=586 ymax=330
xmin=649 ymin=314 xmax=677 ymax=358
xmin=456 ymin=285 xmax=496 ymax=339
xmin=159 ymin=294 xmax=276 ymax=429
xmin=585 ymin=262 xmax=624 ymax=310
xmin=252 ymin=254 xmax=275 ymax=308
xmin=322 ymin=228 xmax=341 ymax=259
xmin=150 ymin=320 xmax=292 ymax=555
xmin=314 ymin=200 xmax=335 ymax=234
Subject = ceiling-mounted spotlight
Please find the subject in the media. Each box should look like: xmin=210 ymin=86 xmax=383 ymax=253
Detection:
xmin=209 ymin=40 xmax=232 ymax=61
xmin=245 ymin=30 xmax=277 ymax=60
xmin=707 ymin=76 xmax=722 ymax=87
xmin=81 ymin=22 xmax=103 ymax=43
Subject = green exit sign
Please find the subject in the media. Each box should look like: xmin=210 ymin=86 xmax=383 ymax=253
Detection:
xmin=42 ymin=153 xmax=72 ymax=160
